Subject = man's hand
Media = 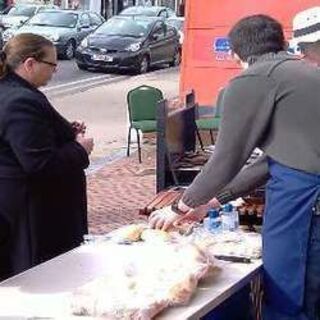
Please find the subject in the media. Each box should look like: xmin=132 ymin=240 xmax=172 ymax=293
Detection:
xmin=148 ymin=198 xmax=221 ymax=231
xmin=175 ymin=198 xmax=221 ymax=225
xmin=175 ymin=204 xmax=208 ymax=225
xmin=148 ymin=206 xmax=181 ymax=231
xmin=71 ymin=120 xmax=86 ymax=135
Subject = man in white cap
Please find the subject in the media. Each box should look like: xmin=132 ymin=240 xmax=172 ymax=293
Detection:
xmin=291 ymin=7 xmax=320 ymax=65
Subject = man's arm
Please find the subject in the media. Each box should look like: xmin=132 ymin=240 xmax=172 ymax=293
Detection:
xmin=215 ymin=154 xmax=269 ymax=204
xmin=182 ymin=74 xmax=276 ymax=208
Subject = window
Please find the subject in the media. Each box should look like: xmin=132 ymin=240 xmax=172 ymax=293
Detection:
xmin=26 ymin=12 xmax=78 ymax=28
xmin=166 ymin=8 xmax=176 ymax=18
xmin=89 ymin=13 xmax=103 ymax=26
xmin=79 ymin=13 xmax=90 ymax=26
xmin=152 ymin=21 xmax=165 ymax=39
xmin=8 ymin=5 xmax=36 ymax=17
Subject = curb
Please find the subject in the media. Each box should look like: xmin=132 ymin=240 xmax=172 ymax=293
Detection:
xmin=44 ymin=74 xmax=130 ymax=98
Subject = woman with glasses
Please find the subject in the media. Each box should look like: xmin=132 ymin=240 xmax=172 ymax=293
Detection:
xmin=0 ymin=33 xmax=94 ymax=280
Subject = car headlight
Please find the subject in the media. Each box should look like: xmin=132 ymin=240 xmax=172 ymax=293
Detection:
xmin=80 ymin=37 xmax=88 ymax=48
xmin=125 ymin=42 xmax=141 ymax=52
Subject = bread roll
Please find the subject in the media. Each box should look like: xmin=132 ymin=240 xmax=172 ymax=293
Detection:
xmin=115 ymin=224 xmax=146 ymax=242
xmin=140 ymin=229 xmax=171 ymax=242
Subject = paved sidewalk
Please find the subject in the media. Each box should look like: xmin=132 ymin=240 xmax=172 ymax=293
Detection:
xmin=51 ymin=67 xmax=180 ymax=162
xmin=87 ymin=144 xmax=156 ymax=234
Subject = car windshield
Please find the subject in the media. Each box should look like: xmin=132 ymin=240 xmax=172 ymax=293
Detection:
xmin=120 ymin=6 xmax=159 ymax=16
xmin=7 ymin=5 xmax=36 ymax=17
xmin=95 ymin=18 xmax=152 ymax=37
xmin=26 ymin=12 xmax=78 ymax=28
xmin=1 ymin=6 xmax=13 ymax=14
xmin=167 ymin=19 xmax=183 ymax=31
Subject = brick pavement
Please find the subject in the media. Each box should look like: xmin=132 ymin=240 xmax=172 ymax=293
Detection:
xmin=87 ymin=144 xmax=156 ymax=234
xmin=86 ymin=129 xmax=215 ymax=235
xmin=85 ymin=96 xmax=183 ymax=235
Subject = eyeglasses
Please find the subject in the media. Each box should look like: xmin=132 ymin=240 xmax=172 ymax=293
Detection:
xmin=36 ymin=59 xmax=58 ymax=68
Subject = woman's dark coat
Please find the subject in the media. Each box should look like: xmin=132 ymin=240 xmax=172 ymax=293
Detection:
xmin=0 ymin=73 xmax=89 ymax=280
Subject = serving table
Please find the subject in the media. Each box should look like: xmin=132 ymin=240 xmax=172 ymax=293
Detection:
xmin=0 ymin=241 xmax=262 ymax=320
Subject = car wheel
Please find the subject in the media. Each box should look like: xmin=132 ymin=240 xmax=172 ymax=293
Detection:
xmin=169 ymin=49 xmax=181 ymax=67
xmin=77 ymin=63 xmax=88 ymax=71
xmin=137 ymin=55 xmax=149 ymax=74
xmin=63 ymin=40 xmax=76 ymax=60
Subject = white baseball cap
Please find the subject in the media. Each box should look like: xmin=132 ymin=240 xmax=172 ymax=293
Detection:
xmin=291 ymin=7 xmax=320 ymax=50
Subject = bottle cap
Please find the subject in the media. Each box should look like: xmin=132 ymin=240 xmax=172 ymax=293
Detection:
xmin=208 ymin=209 xmax=219 ymax=218
xmin=223 ymin=203 xmax=233 ymax=212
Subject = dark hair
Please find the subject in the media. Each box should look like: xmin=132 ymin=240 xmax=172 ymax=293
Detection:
xmin=228 ymin=14 xmax=286 ymax=62
xmin=0 ymin=33 xmax=54 ymax=78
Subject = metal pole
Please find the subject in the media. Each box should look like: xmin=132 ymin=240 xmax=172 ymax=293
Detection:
xmin=113 ymin=0 xmax=117 ymax=14
xmin=174 ymin=0 xmax=178 ymax=13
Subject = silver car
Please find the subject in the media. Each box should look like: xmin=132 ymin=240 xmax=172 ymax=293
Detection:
xmin=119 ymin=6 xmax=176 ymax=19
xmin=3 ymin=9 xmax=105 ymax=59
xmin=0 ymin=4 xmax=58 ymax=31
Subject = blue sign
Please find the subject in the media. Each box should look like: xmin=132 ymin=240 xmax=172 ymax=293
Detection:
xmin=214 ymin=37 xmax=231 ymax=53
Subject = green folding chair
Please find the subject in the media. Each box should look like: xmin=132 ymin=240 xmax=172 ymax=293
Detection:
xmin=127 ymin=85 xmax=164 ymax=163
xmin=195 ymin=88 xmax=225 ymax=148
xmin=196 ymin=116 xmax=221 ymax=146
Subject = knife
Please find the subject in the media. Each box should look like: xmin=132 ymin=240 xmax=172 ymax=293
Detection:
xmin=214 ymin=255 xmax=251 ymax=263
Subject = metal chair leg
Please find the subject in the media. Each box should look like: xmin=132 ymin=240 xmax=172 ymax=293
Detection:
xmin=196 ymin=128 xmax=204 ymax=150
xmin=209 ymin=129 xmax=215 ymax=145
xmin=136 ymin=128 xmax=142 ymax=163
xmin=127 ymin=127 xmax=132 ymax=157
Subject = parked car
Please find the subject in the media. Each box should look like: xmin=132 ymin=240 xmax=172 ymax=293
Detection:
xmin=119 ymin=6 xmax=176 ymax=19
xmin=0 ymin=5 xmax=17 ymax=32
xmin=167 ymin=16 xmax=184 ymax=44
xmin=2 ymin=9 xmax=105 ymax=59
xmin=0 ymin=5 xmax=14 ymax=15
xmin=0 ymin=5 xmax=14 ymax=25
xmin=0 ymin=4 xmax=58 ymax=31
xmin=75 ymin=16 xmax=180 ymax=73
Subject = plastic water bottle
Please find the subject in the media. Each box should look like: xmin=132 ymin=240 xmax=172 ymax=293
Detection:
xmin=203 ymin=209 xmax=221 ymax=234
xmin=221 ymin=204 xmax=232 ymax=232
xmin=221 ymin=203 xmax=239 ymax=232
xmin=233 ymin=206 xmax=240 ymax=230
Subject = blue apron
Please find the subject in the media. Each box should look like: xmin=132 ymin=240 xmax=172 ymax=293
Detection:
xmin=263 ymin=159 xmax=320 ymax=319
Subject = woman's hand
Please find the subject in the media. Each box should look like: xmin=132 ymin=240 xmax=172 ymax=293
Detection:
xmin=76 ymin=134 xmax=94 ymax=155
xmin=71 ymin=120 xmax=86 ymax=135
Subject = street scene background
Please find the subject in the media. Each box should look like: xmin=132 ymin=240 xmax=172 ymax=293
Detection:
xmin=45 ymin=61 xmax=180 ymax=233
xmin=47 ymin=61 xmax=179 ymax=163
